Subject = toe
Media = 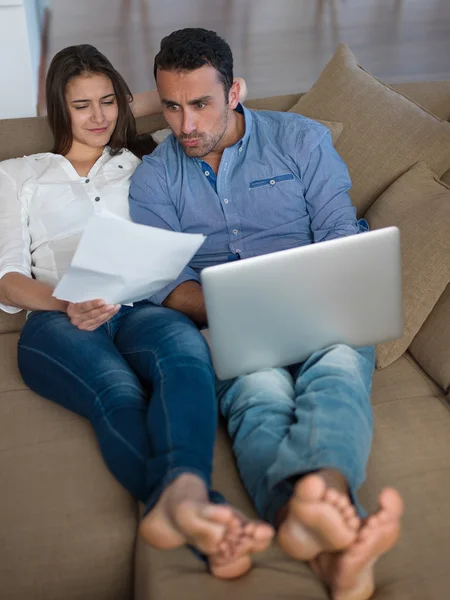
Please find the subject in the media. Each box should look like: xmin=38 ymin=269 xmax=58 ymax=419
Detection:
xmin=343 ymin=505 xmax=357 ymax=520
xmin=295 ymin=475 xmax=327 ymax=502
xmin=379 ymin=488 xmax=404 ymax=518
xmin=324 ymin=488 xmax=341 ymax=506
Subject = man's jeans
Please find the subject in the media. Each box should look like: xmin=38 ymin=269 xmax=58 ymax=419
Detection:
xmin=216 ymin=344 xmax=375 ymax=524
xmin=18 ymin=302 xmax=217 ymax=511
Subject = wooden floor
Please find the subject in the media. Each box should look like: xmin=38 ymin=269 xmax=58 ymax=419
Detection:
xmin=47 ymin=0 xmax=450 ymax=100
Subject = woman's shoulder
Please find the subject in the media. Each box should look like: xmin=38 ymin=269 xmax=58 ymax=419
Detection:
xmin=0 ymin=153 xmax=56 ymax=180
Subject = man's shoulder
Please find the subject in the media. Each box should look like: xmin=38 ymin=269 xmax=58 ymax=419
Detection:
xmin=250 ymin=108 xmax=329 ymax=148
xmin=142 ymin=133 xmax=181 ymax=165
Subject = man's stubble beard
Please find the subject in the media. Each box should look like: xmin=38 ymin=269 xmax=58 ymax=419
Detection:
xmin=180 ymin=107 xmax=229 ymax=158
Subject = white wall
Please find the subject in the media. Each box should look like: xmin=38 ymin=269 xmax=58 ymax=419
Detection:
xmin=0 ymin=0 xmax=42 ymax=119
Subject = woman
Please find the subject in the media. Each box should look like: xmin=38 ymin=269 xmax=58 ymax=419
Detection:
xmin=0 ymin=44 xmax=272 ymax=578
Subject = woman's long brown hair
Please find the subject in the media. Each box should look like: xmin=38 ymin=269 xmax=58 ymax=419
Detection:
xmin=46 ymin=44 xmax=156 ymax=158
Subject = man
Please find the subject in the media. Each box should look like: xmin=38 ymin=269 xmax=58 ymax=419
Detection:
xmin=130 ymin=28 xmax=403 ymax=599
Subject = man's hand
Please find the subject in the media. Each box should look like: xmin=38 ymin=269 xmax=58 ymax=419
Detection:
xmin=66 ymin=299 xmax=120 ymax=331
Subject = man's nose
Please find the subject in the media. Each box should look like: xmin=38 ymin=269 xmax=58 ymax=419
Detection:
xmin=181 ymin=111 xmax=196 ymax=135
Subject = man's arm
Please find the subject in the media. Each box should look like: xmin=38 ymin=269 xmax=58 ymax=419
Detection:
xmin=129 ymin=158 xmax=206 ymax=323
xmin=300 ymin=129 xmax=361 ymax=242
xmin=163 ymin=280 xmax=207 ymax=327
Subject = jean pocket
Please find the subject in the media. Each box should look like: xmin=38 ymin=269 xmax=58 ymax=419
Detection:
xmin=249 ymin=173 xmax=295 ymax=190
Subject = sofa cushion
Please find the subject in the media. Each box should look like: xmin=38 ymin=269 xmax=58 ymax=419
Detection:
xmin=409 ymin=285 xmax=450 ymax=393
xmin=0 ymin=308 xmax=26 ymax=335
xmin=134 ymin=354 xmax=450 ymax=600
xmin=359 ymin=355 xmax=450 ymax=600
xmin=0 ymin=386 xmax=138 ymax=600
xmin=289 ymin=44 xmax=450 ymax=216
xmin=0 ymin=116 xmax=53 ymax=162
xmin=442 ymin=168 xmax=450 ymax=186
xmin=390 ymin=81 xmax=450 ymax=121
xmin=364 ymin=162 xmax=450 ymax=368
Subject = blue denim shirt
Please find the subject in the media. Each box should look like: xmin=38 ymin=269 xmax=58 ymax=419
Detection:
xmin=129 ymin=104 xmax=366 ymax=305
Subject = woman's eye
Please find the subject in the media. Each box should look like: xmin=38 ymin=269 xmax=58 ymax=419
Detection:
xmin=102 ymin=100 xmax=115 ymax=105
xmin=74 ymin=106 xmax=88 ymax=110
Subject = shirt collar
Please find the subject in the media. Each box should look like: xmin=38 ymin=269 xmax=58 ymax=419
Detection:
xmin=235 ymin=102 xmax=252 ymax=148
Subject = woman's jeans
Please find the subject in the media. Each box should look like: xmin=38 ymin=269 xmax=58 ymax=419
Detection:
xmin=216 ymin=344 xmax=376 ymax=524
xmin=18 ymin=302 xmax=217 ymax=510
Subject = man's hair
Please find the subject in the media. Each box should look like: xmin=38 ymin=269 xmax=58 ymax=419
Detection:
xmin=154 ymin=28 xmax=234 ymax=99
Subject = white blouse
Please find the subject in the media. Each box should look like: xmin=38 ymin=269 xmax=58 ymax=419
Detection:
xmin=0 ymin=148 xmax=141 ymax=313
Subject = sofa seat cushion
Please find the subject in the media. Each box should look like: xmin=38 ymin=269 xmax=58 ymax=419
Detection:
xmin=135 ymin=353 xmax=449 ymax=600
xmin=289 ymin=44 xmax=450 ymax=216
xmin=0 ymin=385 xmax=137 ymax=600
xmin=359 ymin=353 xmax=450 ymax=599
xmin=364 ymin=162 xmax=450 ymax=368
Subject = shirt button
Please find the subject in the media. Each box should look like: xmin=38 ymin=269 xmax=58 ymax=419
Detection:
xmin=94 ymin=196 xmax=100 ymax=202
xmin=118 ymin=165 xmax=123 ymax=169
xmin=239 ymin=147 xmax=243 ymax=153
xmin=224 ymin=198 xmax=229 ymax=204
xmin=233 ymin=229 xmax=239 ymax=235
xmin=85 ymin=179 xmax=90 ymax=183
xmin=270 ymin=179 xmax=276 ymax=185
xmin=204 ymin=170 xmax=210 ymax=176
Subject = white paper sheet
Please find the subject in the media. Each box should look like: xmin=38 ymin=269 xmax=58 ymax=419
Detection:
xmin=53 ymin=212 xmax=205 ymax=305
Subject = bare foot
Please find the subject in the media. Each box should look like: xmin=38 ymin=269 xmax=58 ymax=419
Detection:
xmin=278 ymin=474 xmax=360 ymax=561
xmin=209 ymin=512 xmax=275 ymax=579
xmin=313 ymin=488 xmax=404 ymax=600
xmin=139 ymin=474 xmax=274 ymax=579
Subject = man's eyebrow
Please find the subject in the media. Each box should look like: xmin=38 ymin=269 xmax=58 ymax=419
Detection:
xmin=71 ymin=93 xmax=115 ymax=104
xmin=161 ymin=95 xmax=212 ymax=107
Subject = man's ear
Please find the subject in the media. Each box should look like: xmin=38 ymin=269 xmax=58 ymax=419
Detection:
xmin=228 ymin=79 xmax=241 ymax=109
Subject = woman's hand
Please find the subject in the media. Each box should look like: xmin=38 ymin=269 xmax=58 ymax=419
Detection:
xmin=66 ymin=299 xmax=120 ymax=331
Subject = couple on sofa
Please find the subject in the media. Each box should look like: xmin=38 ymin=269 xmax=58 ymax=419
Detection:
xmin=0 ymin=27 xmax=403 ymax=600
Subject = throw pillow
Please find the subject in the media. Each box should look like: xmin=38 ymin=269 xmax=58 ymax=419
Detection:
xmin=364 ymin=162 xmax=450 ymax=368
xmin=290 ymin=44 xmax=450 ymax=216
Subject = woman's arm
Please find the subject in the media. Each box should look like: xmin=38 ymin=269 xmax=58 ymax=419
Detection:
xmin=0 ymin=272 xmax=120 ymax=330
xmin=130 ymin=77 xmax=249 ymax=118
xmin=0 ymin=272 xmax=67 ymax=312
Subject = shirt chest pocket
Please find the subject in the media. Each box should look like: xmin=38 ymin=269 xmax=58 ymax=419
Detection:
xmin=249 ymin=173 xmax=295 ymax=189
xmin=246 ymin=172 xmax=305 ymax=224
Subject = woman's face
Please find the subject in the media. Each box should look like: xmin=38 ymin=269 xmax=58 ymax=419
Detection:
xmin=65 ymin=73 xmax=118 ymax=150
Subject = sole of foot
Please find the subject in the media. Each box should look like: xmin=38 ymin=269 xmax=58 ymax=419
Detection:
xmin=278 ymin=474 xmax=360 ymax=561
xmin=315 ymin=487 xmax=404 ymax=600
xmin=209 ymin=519 xmax=275 ymax=579
xmin=139 ymin=498 xmax=237 ymax=555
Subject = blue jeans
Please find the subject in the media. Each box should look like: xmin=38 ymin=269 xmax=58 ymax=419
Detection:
xmin=18 ymin=302 xmax=217 ymax=511
xmin=216 ymin=344 xmax=375 ymax=524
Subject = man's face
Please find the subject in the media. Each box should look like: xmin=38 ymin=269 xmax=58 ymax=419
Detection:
xmin=156 ymin=65 xmax=238 ymax=158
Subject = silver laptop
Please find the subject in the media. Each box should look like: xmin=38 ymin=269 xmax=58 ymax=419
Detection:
xmin=200 ymin=227 xmax=403 ymax=380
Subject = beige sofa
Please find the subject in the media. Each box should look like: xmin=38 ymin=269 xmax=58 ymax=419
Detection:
xmin=1 ymin=48 xmax=450 ymax=599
